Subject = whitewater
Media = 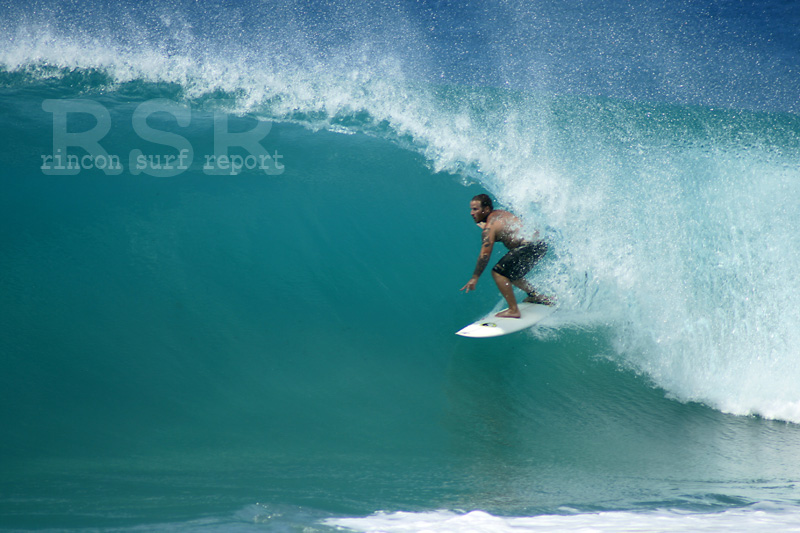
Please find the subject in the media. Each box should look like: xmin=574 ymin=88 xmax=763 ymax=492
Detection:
xmin=2 ymin=0 xmax=800 ymax=531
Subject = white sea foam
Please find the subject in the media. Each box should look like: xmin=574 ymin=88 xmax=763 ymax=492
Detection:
xmin=325 ymin=506 xmax=800 ymax=533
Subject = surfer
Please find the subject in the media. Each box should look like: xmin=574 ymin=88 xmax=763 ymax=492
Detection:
xmin=460 ymin=194 xmax=553 ymax=318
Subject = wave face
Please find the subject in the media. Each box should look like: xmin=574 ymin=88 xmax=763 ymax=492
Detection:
xmin=2 ymin=0 xmax=800 ymax=530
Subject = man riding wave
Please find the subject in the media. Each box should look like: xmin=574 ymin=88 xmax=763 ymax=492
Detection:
xmin=460 ymin=194 xmax=553 ymax=318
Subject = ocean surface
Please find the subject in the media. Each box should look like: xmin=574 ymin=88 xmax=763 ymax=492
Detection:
xmin=2 ymin=0 xmax=800 ymax=531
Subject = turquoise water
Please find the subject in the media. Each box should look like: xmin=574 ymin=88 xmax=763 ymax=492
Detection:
xmin=3 ymin=1 xmax=800 ymax=531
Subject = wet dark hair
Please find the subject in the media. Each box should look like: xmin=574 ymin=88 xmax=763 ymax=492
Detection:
xmin=472 ymin=193 xmax=493 ymax=210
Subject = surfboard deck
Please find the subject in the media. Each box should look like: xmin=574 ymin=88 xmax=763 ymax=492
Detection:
xmin=456 ymin=302 xmax=555 ymax=338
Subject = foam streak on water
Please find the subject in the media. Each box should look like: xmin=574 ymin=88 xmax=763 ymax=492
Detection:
xmin=326 ymin=507 xmax=800 ymax=533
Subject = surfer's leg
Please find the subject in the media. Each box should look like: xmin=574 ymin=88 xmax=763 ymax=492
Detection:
xmin=513 ymin=277 xmax=536 ymax=295
xmin=522 ymin=292 xmax=555 ymax=305
xmin=511 ymin=278 xmax=552 ymax=305
xmin=492 ymin=270 xmax=521 ymax=318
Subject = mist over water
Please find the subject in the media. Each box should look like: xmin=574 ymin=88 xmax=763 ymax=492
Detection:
xmin=5 ymin=0 xmax=799 ymax=109
xmin=2 ymin=0 xmax=800 ymax=530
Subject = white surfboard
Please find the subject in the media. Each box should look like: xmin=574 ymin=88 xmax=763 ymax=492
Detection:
xmin=456 ymin=302 xmax=555 ymax=338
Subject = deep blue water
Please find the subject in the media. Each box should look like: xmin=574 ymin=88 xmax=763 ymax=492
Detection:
xmin=2 ymin=0 xmax=800 ymax=531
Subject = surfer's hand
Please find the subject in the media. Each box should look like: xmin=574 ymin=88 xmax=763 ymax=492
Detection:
xmin=461 ymin=278 xmax=478 ymax=293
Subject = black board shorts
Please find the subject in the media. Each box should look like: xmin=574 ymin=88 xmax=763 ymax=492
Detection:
xmin=491 ymin=241 xmax=547 ymax=281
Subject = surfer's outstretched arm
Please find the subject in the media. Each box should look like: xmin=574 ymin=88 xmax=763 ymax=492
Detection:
xmin=461 ymin=223 xmax=495 ymax=293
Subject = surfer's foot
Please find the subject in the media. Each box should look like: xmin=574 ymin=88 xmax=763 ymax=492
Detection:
xmin=496 ymin=308 xmax=522 ymax=319
xmin=523 ymin=293 xmax=556 ymax=306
